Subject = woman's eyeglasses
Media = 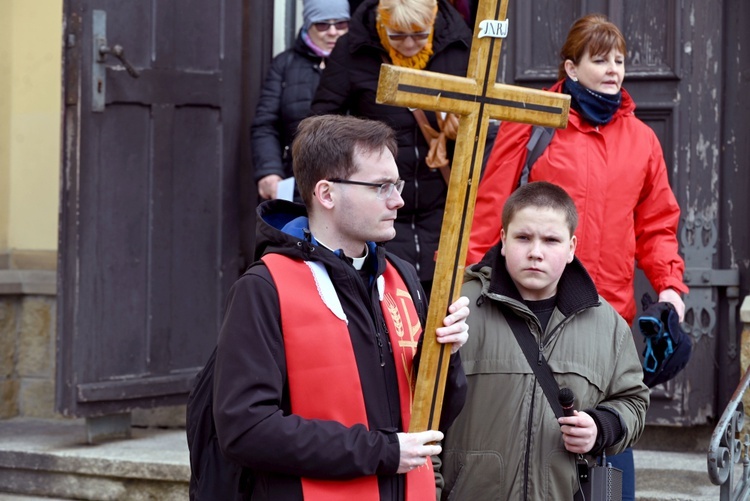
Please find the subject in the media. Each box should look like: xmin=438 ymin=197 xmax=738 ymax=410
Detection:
xmin=312 ymin=20 xmax=349 ymax=32
xmin=385 ymin=31 xmax=430 ymax=41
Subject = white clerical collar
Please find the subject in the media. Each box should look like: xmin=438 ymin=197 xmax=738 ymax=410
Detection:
xmin=315 ymin=239 xmax=368 ymax=270
xmin=350 ymin=246 xmax=369 ymax=270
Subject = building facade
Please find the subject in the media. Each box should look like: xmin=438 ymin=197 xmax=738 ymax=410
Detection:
xmin=1 ymin=0 xmax=748 ymax=436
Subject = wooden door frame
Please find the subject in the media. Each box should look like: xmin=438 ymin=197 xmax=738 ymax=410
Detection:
xmin=240 ymin=0 xmax=275 ymax=265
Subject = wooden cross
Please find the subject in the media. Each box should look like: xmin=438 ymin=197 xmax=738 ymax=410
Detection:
xmin=376 ymin=0 xmax=570 ymax=432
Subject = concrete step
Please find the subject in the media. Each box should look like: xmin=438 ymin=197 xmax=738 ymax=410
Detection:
xmin=0 ymin=418 xmax=189 ymax=501
xmin=0 ymin=496 xmax=69 ymax=500
xmin=633 ymin=449 xmax=721 ymax=500
xmin=0 ymin=417 xmax=732 ymax=501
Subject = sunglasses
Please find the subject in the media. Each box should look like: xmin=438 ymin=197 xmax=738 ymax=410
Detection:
xmin=386 ymin=31 xmax=431 ymax=41
xmin=312 ymin=20 xmax=349 ymax=32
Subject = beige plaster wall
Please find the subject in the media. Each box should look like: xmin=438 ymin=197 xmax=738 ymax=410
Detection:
xmin=0 ymin=2 xmax=12 ymax=250
xmin=1 ymin=0 xmax=63 ymax=253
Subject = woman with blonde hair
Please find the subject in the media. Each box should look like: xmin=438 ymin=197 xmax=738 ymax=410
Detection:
xmin=312 ymin=0 xmax=472 ymax=299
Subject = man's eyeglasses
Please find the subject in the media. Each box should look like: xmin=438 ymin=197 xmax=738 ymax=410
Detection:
xmin=313 ymin=20 xmax=349 ymax=32
xmin=328 ymin=178 xmax=405 ymax=200
xmin=385 ymin=31 xmax=430 ymax=41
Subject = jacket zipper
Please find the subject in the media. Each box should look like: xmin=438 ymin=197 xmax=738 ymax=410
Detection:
xmin=412 ymin=141 xmax=421 ymax=275
xmin=539 ymin=306 xmax=589 ymax=349
xmin=525 ymin=307 xmax=589 ymax=500
xmin=375 ymin=287 xmax=399 ymax=500
xmin=523 ymin=386 xmax=536 ymax=501
xmin=375 ymin=322 xmax=387 ymax=367
xmin=530 ymin=322 xmax=546 ymax=499
xmin=362 ymin=269 xmax=388 ymax=368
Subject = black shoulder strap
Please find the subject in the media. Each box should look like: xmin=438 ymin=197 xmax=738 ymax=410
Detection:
xmin=503 ymin=307 xmax=564 ymax=419
xmin=517 ymin=126 xmax=555 ymax=188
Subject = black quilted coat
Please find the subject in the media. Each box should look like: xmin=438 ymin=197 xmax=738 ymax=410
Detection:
xmin=251 ymin=32 xmax=326 ymax=187
xmin=312 ymin=0 xmax=471 ymax=285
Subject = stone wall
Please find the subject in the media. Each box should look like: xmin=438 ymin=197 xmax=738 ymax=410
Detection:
xmin=0 ymin=295 xmax=57 ymax=419
xmin=0 ymin=299 xmax=18 ymax=418
xmin=0 ymin=264 xmax=57 ymax=419
xmin=0 ymin=265 xmax=187 ymax=427
xmin=0 ymin=291 xmax=186 ymax=426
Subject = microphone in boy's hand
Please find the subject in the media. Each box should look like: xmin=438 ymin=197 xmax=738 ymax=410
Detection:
xmin=558 ymin=387 xmax=576 ymax=417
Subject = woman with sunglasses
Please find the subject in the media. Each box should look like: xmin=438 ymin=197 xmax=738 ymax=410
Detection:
xmin=251 ymin=0 xmax=350 ymax=202
xmin=312 ymin=0 xmax=471 ymax=299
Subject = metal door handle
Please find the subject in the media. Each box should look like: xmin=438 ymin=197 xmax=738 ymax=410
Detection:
xmin=98 ymin=44 xmax=140 ymax=78
xmin=92 ymin=9 xmax=140 ymax=112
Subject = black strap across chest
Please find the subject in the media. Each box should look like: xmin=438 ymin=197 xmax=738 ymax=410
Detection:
xmin=503 ymin=306 xmax=564 ymax=419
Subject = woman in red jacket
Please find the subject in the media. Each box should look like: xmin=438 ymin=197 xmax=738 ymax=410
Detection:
xmin=466 ymin=14 xmax=688 ymax=500
xmin=468 ymin=14 xmax=687 ymax=325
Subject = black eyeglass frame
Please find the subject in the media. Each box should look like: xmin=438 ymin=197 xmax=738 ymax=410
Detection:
xmin=312 ymin=20 xmax=350 ymax=32
xmin=385 ymin=30 xmax=431 ymax=41
xmin=327 ymin=178 xmax=405 ymax=200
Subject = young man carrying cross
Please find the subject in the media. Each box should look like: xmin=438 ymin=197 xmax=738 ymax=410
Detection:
xmin=213 ymin=114 xmax=470 ymax=500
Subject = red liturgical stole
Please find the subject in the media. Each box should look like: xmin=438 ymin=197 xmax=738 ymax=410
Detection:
xmin=262 ymin=253 xmax=435 ymax=501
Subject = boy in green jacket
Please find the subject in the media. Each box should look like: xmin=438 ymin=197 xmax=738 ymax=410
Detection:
xmin=439 ymin=181 xmax=649 ymax=500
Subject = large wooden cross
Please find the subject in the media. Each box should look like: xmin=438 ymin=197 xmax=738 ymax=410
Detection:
xmin=377 ymin=0 xmax=570 ymax=432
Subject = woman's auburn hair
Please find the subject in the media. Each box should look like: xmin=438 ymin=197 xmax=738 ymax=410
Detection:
xmin=378 ymin=0 xmax=437 ymax=32
xmin=558 ymin=14 xmax=627 ymax=81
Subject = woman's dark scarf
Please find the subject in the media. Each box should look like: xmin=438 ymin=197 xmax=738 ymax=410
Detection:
xmin=563 ymin=76 xmax=622 ymax=126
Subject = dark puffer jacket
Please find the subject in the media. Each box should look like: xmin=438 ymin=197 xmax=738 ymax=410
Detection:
xmin=311 ymin=0 xmax=471 ymax=284
xmin=251 ymin=32 xmax=326 ymax=187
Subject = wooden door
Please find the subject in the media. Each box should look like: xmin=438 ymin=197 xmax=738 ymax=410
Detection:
xmin=503 ymin=0 xmax=747 ymax=425
xmin=57 ymin=0 xmax=250 ymax=417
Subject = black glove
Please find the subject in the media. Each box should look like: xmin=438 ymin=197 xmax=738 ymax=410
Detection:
xmin=638 ymin=293 xmax=692 ymax=388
